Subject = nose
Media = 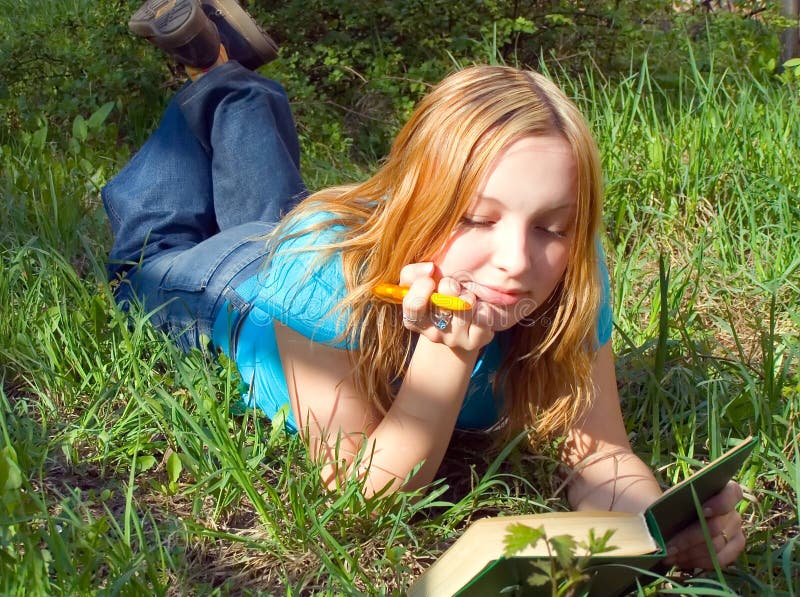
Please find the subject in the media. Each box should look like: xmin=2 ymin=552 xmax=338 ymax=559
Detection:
xmin=491 ymin=225 xmax=532 ymax=276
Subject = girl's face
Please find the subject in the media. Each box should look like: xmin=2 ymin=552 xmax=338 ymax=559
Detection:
xmin=434 ymin=134 xmax=578 ymax=331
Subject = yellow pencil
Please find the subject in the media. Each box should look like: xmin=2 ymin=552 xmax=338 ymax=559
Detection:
xmin=372 ymin=283 xmax=472 ymax=311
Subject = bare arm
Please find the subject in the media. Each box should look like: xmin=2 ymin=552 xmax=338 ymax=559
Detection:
xmin=563 ymin=342 xmax=746 ymax=568
xmin=561 ymin=342 xmax=662 ymax=512
xmin=274 ymin=263 xmax=491 ymax=497
xmin=275 ymin=322 xmax=478 ymax=495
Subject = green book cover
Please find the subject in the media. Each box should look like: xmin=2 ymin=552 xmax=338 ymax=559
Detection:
xmin=647 ymin=435 xmax=757 ymax=542
xmin=408 ymin=436 xmax=756 ymax=597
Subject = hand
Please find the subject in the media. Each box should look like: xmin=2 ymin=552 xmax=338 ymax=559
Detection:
xmin=663 ymin=481 xmax=746 ymax=569
xmin=398 ymin=262 xmax=493 ymax=352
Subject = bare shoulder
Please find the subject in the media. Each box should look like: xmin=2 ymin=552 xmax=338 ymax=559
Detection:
xmin=273 ymin=321 xmax=380 ymax=459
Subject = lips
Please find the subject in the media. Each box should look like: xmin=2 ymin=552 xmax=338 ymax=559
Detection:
xmin=462 ymin=281 xmax=528 ymax=307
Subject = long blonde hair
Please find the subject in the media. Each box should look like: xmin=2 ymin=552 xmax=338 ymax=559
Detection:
xmin=269 ymin=65 xmax=604 ymax=444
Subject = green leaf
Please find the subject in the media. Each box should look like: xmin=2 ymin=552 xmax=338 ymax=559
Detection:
xmin=72 ymin=115 xmax=87 ymax=142
xmin=385 ymin=545 xmax=405 ymax=564
xmin=137 ymin=455 xmax=157 ymax=472
xmin=229 ymin=398 xmax=248 ymax=416
xmin=549 ymin=535 xmax=577 ymax=568
xmin=166 ymin=451 xmax=183 ymax=484
xmin=0 ymin=447 xmax=22 ymax=491
xmin=91 ymin=294 xmax=106 ymax=336
xmin=86 ymin=101 xmax=115 ymax=129
xmin=586 ymin=528 xmax=617 ymax=555
xmin=544 ymin=13 xmax=575 ymax=27
xmin=512 ymin=16 xmax=536 ymax=34
xmin=525 ymin=568 xmax=552 ymax=588
xmin=269 ymin=404 xmax=290 ymax=446
xmin=784 ymin=58 xmax=800 ymax=68
xmin=31 ymin=125 xmax=48 ymax=150
xmin=503 ymin=523 xmax=545 ymax=557
xmin=68 ymin=137 xmax=81 ymax=156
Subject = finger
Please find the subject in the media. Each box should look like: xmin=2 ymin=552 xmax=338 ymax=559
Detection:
xmin=423 ymin=277 xmax=458 ymax=334
xmin=701 ymin=481 xmax=744 ymax=518
xmin=402 ymin=277 xmax=435 ymax=328
xmin=716 ymin=526 xmax=746 ymax=567
xmin=664 ymin=481 xmax=744 ymax=558
xmin=437 ymin=276 xmax=461 ymax=297
xmin=399 ymin=262 xmax=435 ymax=287
xmin=437 ymin=277 xmax=478 ymax=334
xmin=667 ymin=526 xmax=745 ymax=570
xmin=664 ymin=511 xmax=744 ymax=569
xmin=439 ymin=276 xmax=473 ymax=308
xmin=667 ymin=511 xmax=741 ymax=552
xmin=451 ymin=289 xmax=476 ymax=329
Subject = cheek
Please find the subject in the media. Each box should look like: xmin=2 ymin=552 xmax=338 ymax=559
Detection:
xmin=433 ymin=234 xmax=485 ymax=275
xmin=550 ymin=243 xmax=571 ymax=276
xmin=533 ymin=242 xmax=571 ymax=295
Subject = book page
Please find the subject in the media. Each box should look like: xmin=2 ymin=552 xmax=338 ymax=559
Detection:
xmin=408 ymin=511 xmax=657 ymax=597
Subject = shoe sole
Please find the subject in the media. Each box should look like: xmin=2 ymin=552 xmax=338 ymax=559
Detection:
xmin=129 ymin=0 xmax=221 ymax=67
xmin=130 ymin=0 xmax=214 ymax=48
xmin=202 ymin=0 xmax=278 ymax=64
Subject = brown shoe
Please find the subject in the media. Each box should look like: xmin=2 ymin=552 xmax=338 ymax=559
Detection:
xmin=201 ymin=0 xmax=278 ymax=70
xmin=129 ymin=0 xmax=221 ymax=68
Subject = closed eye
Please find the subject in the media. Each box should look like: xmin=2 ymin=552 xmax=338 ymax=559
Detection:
xmin=536 ymin=226 xmax=567 ymax=239
xmin=459 ymin=216 xmax=494 ymax=228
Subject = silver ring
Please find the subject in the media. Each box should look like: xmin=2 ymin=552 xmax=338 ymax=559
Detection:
xmin=402 ymin=313 xmax=419 ymax=324
xmin=431 ymin=308 xmax=453 ymax=331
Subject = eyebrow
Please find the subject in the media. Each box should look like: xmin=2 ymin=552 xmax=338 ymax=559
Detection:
xmin=473 ymin=195 xmax=576 ymax=215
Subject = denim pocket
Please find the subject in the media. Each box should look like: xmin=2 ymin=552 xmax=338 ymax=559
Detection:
xmin=160 ymin=247 xmax=228 ymax=292
xmin=159 ymin=223 xmax=272 ymax=293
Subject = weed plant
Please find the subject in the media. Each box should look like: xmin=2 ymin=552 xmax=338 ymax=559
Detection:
xmin=1 ymin=4 xmax=798 ymax=596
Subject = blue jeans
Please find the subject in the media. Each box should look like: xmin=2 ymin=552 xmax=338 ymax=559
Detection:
xmin=102 ymin=62 xmax=308 ymax=350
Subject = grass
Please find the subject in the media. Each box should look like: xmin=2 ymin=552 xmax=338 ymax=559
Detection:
xmin=1 ymin=11 xmax=799 ymax=597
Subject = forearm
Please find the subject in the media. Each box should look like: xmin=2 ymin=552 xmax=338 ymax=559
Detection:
xmin=566 ymin=450 xmax=663 ymax=513
xmin=354 ymin=337 xmax=478 ymax=495
xmin=277 ymin=318 xmax=480 ymax=496
xmin=561 ymin=344 xmax=663 ymax=513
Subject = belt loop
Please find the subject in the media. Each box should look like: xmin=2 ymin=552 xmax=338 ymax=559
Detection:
xmin=222 ymin=285 xmax=250 ymax=313
xmin=220 ymin=286 xmax=254 ymax=359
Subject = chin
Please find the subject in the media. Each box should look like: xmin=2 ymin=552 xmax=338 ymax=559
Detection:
xmin=492 ymin=319 xmax=526 ymax=332
xmin=473 ymin=302 xmax=532 ymax=332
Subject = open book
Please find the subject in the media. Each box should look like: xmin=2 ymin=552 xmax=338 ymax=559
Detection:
xmin=408 ymin=436 xmax=756 ymax=597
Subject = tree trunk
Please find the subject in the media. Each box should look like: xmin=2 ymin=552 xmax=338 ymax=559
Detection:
xmin=781 ymin=0 xmax=800 ymax=63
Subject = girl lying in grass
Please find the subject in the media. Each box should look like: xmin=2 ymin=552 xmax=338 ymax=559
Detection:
xmin=105 ymin=0 xmax=745 ymax=571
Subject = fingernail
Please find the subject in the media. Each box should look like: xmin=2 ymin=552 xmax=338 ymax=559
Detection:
xmin=703 ymin=507 xmax=713 ymax=517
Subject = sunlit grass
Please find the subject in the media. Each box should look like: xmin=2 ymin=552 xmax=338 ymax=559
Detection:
xmin=1 ymin=24 xmax=798 ymax=597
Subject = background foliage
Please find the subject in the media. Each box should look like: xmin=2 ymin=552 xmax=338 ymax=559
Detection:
xmin=262 ymin=0 xmax=785 ymax=158
xmin=0 ymin=0 xmax=787 ymax=158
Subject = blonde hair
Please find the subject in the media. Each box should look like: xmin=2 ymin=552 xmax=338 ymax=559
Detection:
xmin=270 ymin=65 xmax=604 ymax=444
